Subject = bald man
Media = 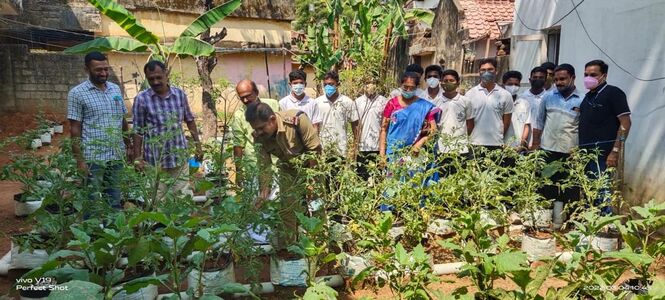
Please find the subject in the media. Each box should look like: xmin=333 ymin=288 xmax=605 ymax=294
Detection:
xmin=231 ymin=80 xmax=280 ymax=183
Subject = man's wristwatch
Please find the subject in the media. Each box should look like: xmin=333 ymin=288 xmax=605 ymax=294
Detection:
xmin=612 ymin=147 xmax=620 ymax=153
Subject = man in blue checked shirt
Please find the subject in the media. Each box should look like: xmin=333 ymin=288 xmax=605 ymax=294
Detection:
xmin=67 ymin=51 xmax=130 ymax=209
xmin=132 ymin=60 xmax=202 ymax=196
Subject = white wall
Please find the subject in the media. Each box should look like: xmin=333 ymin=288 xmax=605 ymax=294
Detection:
xmin=513 ymin=0 xmax=665 ymax=204
xmin=413 ymin=0 xmax=440 ymax=10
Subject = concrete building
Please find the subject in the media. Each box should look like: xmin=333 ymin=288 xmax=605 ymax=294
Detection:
xmin=0 ymin=0 xmax=295 ymax=115
xmin=408 ymin=0 xmax=464 ymax=71
xmin=512 ymin=0 xmax=665 ymax=204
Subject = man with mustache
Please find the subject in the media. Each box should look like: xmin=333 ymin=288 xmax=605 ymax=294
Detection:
xmin=132 ymin=60 xmax=202 ymax=195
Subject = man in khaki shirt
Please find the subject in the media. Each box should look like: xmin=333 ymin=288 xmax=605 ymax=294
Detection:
xmin=245 ymin=102 xmax=322 ymax=255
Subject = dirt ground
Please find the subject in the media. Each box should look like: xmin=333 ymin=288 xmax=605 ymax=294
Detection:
xmin=0 ymin=112 xmax=661 ymax=299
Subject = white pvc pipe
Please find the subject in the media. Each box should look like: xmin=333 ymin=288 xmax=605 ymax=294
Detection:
xmin=232 ymin=282 xmax=275 ymax=297
xmin=0 ymin=250 xmax=11 ymax=276
xmin=432 ymin=262 xmax=465 ymax=275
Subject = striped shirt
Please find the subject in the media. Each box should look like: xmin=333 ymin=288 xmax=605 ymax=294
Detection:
xmin=132 ymin=86 xmax=194 ymax=168
xmin=67 ymin=80 xmax=127 ymax=162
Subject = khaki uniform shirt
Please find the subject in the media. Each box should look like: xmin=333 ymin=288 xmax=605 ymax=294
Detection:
xmin=255 ymin=110 xmax=321 ymax=172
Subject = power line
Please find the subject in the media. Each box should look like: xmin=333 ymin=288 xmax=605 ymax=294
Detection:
xmin=0 ymin=16 xmax=96 ymax=38
xmin=570 ymin=0 xmax=665 ymax=82
xmin=0 ymin=33 xmax=69 ymax=49
xmin=515 ymin=0 xmax=586 ymax=32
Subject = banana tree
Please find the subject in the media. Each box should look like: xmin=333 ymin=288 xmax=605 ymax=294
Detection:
xmin=64 ymin=0 xmax=240 ymax=66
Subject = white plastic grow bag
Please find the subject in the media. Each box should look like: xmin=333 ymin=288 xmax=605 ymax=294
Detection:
xmin=269 ymin=257 xmax=308 ymax=287
xmin=188 ymin=262 xmax=236 ymax=297
xmin=427 ymin=219 xmax=453 ymax=236
xmin=10 ymin=243 xmax=49 ymax=270
xmin=340 ymin=255 xmax=369 ymax=278
xmin=40 ymin=132 xmax=51 ymax=144
xmin=31 ymin=139 xmax=42 ymax=149
xmin=521 ymin=233 xmax=556 ymax=261
xmin=521 ymin=209 xmax=553 ymax=228
xmin=15 ymin=200 xmax=43 ymax=217
xmin=580 ymin=234 xmax=619 ymax=252
xmin=54 ymin=124 xmax=64 ymax=134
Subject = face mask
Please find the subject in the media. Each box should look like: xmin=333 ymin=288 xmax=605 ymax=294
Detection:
xmin=324 ymin=84 xmax=337 ymax=97
xmin=401 ymin=89 xmax=415 ymax=99
xmin=426 ymin=77 xmax=440 ymax=89
xmin=291 ymin=83 xmax=305 ymax=96
xmin=505 ymin=85 xmax=520 ymax=96
xmin=442 ymin=82 xmax=458 ymax=92
xmin=530 ymin=78 xmax=545 ymax=89
xmin=480 ymin=71 xmax=496 ymax=84
xmin=583 ymin=76 xmax=600 ymax=90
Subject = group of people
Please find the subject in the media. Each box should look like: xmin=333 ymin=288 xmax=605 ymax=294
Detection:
xmin=67 ymin=50 xmax=631 ymax=255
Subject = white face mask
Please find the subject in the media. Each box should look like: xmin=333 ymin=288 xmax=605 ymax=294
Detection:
xmin=505 ymin=85 xmax=520 ymax=96
xmin=291 ymin=83 xmax=305 ymax=96
xmin=426 ymin=77 xmax=440 ymax=89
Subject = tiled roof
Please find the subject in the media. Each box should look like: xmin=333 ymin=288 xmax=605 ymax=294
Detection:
xmin=459 ymin=0 xmax=514 ymax=41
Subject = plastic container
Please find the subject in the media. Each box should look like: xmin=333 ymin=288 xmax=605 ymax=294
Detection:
xmin=188 ymin=262 xmax=236 ymax=297
xmin=269 ymin=257 xmax=308 ymax=287
xmin=10 ymin=243 xmax=49 ymax=270
xmin=340 ymin=255 xmax=369 ymax=278
xmin=31 ymin=139 xmax=42 ymax=149
xmin=53 ymin=124 xmax=64 ymax=134
xmin=427 ymin=219 xmax=453 ymax=236
xmin=111 ymin=283 xmax=158 ymax=300
xmin=39 ymin=132 xmax=51 ymax=145
xmin=552 ymin=201 xmax=565 ymax=229
xmin=521 ymin=233 xmax=556 ymax=261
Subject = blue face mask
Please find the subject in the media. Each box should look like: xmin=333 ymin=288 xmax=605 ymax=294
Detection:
xmin=324 ymin=84 xmax=337 ymax=97
xmin=401 ymin=89 xmax=415 ymax=99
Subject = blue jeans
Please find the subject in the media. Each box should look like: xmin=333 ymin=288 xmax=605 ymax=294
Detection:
xmin=586 ymin=155 xmax=612 ymax=215
xmin=88 ymin=161 xmax=123 ymax=210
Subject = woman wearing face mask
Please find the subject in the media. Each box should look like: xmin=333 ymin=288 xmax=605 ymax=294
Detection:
xmin=379 ymin=72 xmax=441 ymax=164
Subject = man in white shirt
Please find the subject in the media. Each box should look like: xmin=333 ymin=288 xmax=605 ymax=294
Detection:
xmin=502 ymin=71 xmax=530 ymax=150
xmin=432 ymin=69 xmax=474 ymax=175
xmin=354 ymin=81 xmax=388 ymax=180
xmin=519 ymin=66 xmax=548 ymax=147
xmin=467 ymin=58 xmax=514 ymax=156
xmin=389 ymin=64 xmax=425 ymax=99
xmin=532 ymin=63 xmax=583 ymax=203
xmin=279 ymin=69 xmax=322 ymax=131
xmin=418 ymin=65 xmax=445 ymax=103
xmin=315 ymin=71 xmax=359 ymax=157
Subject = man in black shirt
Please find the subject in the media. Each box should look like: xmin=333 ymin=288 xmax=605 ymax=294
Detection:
xmin=579 ymin=59 xmax=632 ymax=215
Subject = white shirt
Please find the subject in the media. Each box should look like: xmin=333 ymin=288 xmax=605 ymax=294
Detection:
xmin=432 ymin=93 xmax=473 ymax=153
xmin=519 ymin=89 xmax=547 ymax=146
xmin=536 ymin=88 xmax=584 ymax=153
xmin=315 ymin=94 xmax=359 ymax=155
xmin=504 ymin=98 xmax=531 ymax=147
xmin=279 ymin=94 xmax=322 ymax=124
xmin=355 ymin=94 xmax=388 ymax=152
xmin=467 ymin=84 xmax=514 ymax=146
xmin=417 ymin=88 xmax=444 ymax=103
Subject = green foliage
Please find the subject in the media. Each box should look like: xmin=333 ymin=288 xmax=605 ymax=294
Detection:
xmin=180 ymin=0 xmax=242 ymax=38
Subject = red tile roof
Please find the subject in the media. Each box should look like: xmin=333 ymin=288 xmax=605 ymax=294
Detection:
xmin=459 ymin=0 xmax=514 ymax=41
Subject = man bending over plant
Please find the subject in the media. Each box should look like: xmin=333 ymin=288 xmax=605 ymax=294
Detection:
xmin=245 ymin=102 xmax=322 ymax=258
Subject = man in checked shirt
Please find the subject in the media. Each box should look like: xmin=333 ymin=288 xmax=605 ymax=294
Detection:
xmin=132 ymin=60 xmax=203 ymax=196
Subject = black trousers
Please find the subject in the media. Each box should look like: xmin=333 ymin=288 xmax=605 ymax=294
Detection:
xmin=539 ymin=150 xmax=580 ymax=203
xmin=357 ymin=151 xmax=379 ymax=180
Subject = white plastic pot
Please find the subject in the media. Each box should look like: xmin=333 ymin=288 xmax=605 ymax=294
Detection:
xmin=433 ymin=262 xmax=465 ymax=275
xmin=10 ymin=243 xmax=49 ymax=270
xmin=111 ymin=283 xmax=158 ymax=300
xmin=48 ymin=127 xmax=55 ymax=135
xmin=521 ymin=233 xmax=556 ymax=261
xmin=269 ymin=257 xmax=308 ymax=287
xmin=15 ymin=200 xmax=43 ymax=217
xmin=388 ymin=226 xmax=405 ymax=240
xmin=188 ymin=262 xmax=236 ymax=297
xmin=581 ymin=234 xmax=619 ymax=252
xmin=31 ymin=139 xmax=42 ymax=149
xmin=40 ymin=132 xmax=51 ymax=144
xmin=54 ymin=124 xmax=64 ymax=134
xmin=340 ymin=255 xmax=370 ymax=278
xmin=427 ymin=219 xmax=453 ymax=236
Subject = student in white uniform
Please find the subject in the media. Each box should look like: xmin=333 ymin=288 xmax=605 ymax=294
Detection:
xmin=519 ymin=66 xmax=548 ymax=147
xmin=314 ymin=71 xmax=359 ymax=158
xmin=502 ymin=70 xmax=531 ymax=151
xmin=354 ymin=81 xmax=388 ymax=180
xmin=279 ymin=69 xmax=322 ymax=131
xmin=418 ymin=65 xmax=445 ymax=103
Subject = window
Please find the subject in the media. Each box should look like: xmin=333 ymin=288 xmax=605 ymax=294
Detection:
xmin=547 ymin=29 xmax=560 ymax=65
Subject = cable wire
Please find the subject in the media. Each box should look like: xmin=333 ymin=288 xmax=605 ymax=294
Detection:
xmin=0 ymin=16 xmax=96 ymax=38
xmin=0 ymin=33 xmax=69 ymax=49
xmin=514 ymin=0 xmax=586 ymax=32
xmin=570 ymin=0 xmax=665 ymax=82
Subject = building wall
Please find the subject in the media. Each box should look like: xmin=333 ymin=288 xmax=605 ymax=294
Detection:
xmin=0 ymin=44 xmax=292 ymax=116
xmin=513 ymin=0 xmax=665 ymax=204
xmin=431 ymin=0 xmax=464 ymax=71
xmin=413 ymin=0 xmax=441 ymax=10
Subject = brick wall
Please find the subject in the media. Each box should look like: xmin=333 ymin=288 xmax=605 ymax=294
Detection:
xmin=0 ymin=44 xmax=89 ymax=114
